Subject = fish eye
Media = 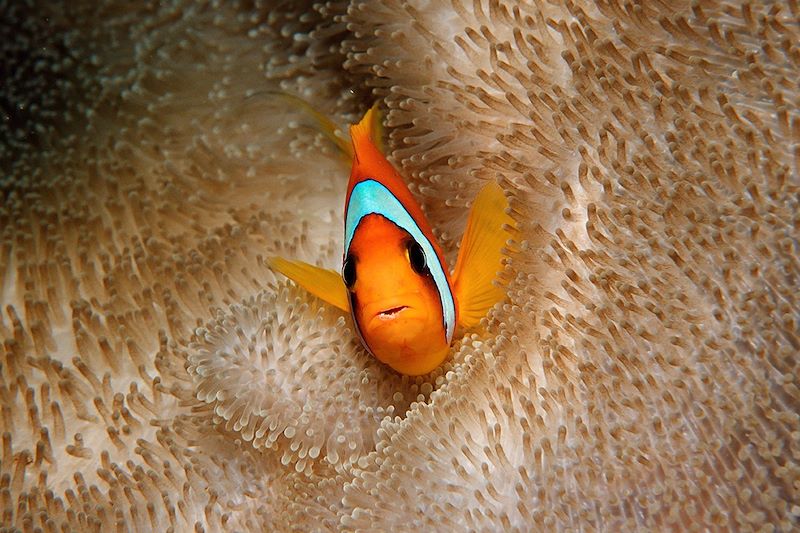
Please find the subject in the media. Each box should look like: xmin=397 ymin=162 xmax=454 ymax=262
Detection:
xmin=406 ymin=241 xmax=428 ymax=274
xmin=342 ymin=254 xmax=357 ymax=289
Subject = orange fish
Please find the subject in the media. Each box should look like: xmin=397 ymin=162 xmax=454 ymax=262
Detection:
xmin=270 ymin=105 xmax=513 ymax=375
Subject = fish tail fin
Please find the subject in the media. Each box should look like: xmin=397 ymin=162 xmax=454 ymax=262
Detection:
xmin=249 ymin=90 xmax=353 ymax=160
xmin=268 ymin=257 xmax=350 ymax=312
xmin=452 ymin=181 xmax=515 ymax=329
xmin=349 ymin=103 xmax=385 ymax=157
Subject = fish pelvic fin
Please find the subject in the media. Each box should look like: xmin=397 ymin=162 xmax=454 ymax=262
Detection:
xmin=349 ymin=103 xmax=385 ymax=158
xmin=452 ymin=181 xmax=515 ymax=329
xmin=268 ymin=257 xmax=350 ymax=312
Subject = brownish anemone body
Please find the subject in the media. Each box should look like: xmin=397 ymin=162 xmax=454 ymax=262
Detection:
xmin=1 ymin=1 xmax=798 ymax=531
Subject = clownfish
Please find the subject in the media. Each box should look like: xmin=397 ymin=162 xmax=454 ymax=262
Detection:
xmin=269 ymin=105 xmax=514 ymax=375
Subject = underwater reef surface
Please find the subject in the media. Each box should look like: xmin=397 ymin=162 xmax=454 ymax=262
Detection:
xmin=1 ymin=0 xmax=798 ymax=530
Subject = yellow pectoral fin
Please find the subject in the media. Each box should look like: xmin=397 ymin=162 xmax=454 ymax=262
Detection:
xmin=452 ymin=181 xmax=516 ymax=329
xmin=268 ymin=257 xmax=350 ymax=312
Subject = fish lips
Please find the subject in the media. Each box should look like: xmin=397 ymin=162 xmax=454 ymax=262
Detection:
xmin=361 ymin=300 xmax=415 ymax=329
xmin=375 ymin=305 xmax=409 ymax=320
xmin=370 ymin=304 xmax=410 ymax=321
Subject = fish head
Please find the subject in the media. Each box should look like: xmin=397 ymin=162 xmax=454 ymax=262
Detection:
xmin=344 ymin=214 xmax=450 ymax=375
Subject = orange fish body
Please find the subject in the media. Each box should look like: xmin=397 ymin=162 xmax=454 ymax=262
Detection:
xmin=345 ymin=214 xmax=451 ymax=374
xmin=342 ymin=110 xmax=458 ymax=373
xmin=270 ymin=104 xmax=513 ymax=375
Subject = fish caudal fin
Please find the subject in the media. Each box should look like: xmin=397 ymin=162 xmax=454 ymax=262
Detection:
xmin=252 ymin=91 xmax=353 ymax=161
xmin=268 ymin=257 xmax=350 ymax=312
xmin=349 ymin=103 xmax=385 ymax=156
xmin=452 ymin=181 xmax=515 ymax=329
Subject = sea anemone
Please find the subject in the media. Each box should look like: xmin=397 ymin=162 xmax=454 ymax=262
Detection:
xmin=2 ymin=0 xmax=797 ymax=531
xmin=187 ymin=282 xmax=440 ymax=473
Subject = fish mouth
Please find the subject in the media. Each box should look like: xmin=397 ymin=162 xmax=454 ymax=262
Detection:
xmin=375 ymin=305 xmax=409 ymax=321
xmin=361 ymin=296 xmax=419 ymax=328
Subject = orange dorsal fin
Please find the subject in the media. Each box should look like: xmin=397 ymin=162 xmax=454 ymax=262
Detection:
xmin=268 ymin=257 xmax=349 ymax=311
xmin=452 ymin=181 xmax=515 ymax=328
xmin=345 ymin=104 xmax=448 ymax=265
xmin=344 ymin=104 xmax=456 ymax=313
xmin=349 ymin=103 xmax=385 ymax=156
